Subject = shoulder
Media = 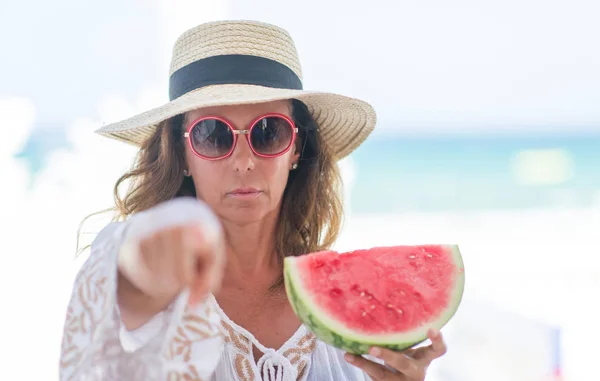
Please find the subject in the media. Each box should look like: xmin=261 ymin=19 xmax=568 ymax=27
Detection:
xmin=94 ymin=221 xmax=125 ymax=243
xmin=88 ymin=221 xmax=127 ymax=251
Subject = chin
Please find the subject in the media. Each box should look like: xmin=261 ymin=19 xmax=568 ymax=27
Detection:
xmin=222 ymin=204 xmax=276 ymax=225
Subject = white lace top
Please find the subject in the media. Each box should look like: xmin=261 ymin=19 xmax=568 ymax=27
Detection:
xmin=59 ymin=198 xmax=376 ymax=381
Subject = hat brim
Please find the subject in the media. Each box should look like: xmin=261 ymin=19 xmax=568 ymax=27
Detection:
xmin=95 ymin=84 xmax=376 ymax=159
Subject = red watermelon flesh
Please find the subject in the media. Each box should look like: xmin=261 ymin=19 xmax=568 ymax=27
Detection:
xmin=284 ymin=244 xmax=465 ymax=354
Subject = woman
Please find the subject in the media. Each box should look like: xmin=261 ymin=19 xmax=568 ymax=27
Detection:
xmin=59 ymin=20 xmax=447 ymax=381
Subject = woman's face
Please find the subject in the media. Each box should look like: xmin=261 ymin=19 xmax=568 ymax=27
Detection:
xmin=183 ymin=100 xmax=300 ymax=225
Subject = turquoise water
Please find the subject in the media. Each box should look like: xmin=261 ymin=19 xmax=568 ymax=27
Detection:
xmin=16 ymin=131 xmax=600 ymax=213
xmin=349 ymin=133 xmax=600 ymax=213
xmin=15 ymin=128 xmax=71 ymax=176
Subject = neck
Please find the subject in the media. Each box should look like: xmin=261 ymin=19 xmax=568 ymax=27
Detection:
xmin=220 ymin=211 xmax=282 ymax=291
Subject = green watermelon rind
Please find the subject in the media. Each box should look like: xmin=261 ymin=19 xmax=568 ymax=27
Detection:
xmin=284 ymin=244 xmax=465 ymax=355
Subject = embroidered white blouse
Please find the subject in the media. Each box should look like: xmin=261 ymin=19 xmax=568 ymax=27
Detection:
xmin=59 ymin=198 xmax=377 ymax=381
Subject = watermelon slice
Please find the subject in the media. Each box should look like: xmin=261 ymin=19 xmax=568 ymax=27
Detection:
xmin=284 ymin=245 xmax=465 ymax=354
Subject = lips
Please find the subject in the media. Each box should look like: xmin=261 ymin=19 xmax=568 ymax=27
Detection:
xmin=227 ymin=187 xmax=262 ymax=197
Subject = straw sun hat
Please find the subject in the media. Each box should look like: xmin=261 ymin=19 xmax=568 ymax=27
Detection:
xmin=95 ymin=20 xmax=377 ymax=159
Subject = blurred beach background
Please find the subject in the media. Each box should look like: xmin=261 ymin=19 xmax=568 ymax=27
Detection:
xmin=1 ymin=0 xmax=599 ymax=380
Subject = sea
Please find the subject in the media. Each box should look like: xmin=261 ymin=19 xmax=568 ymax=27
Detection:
xmin=16 ymin=129 xmax=600 ymax=213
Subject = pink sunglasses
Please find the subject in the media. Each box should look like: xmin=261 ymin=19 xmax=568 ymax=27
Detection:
xmin=184 ymin=113 xmax=299 ymax=160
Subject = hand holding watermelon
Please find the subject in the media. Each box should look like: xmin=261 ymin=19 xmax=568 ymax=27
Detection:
xmin=344 ymin=328 xmax=447 ymax=380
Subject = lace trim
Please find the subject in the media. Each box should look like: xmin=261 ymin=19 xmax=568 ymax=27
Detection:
xmin=282 ymin=333 xmax=317 ymax=380
xmin=215 ymin=297 xmax=317 ymax=381
xmin=164 ymin=299 xmax=223 ymax=380
xmin=221 ymin=319 xmax=257 ymax=380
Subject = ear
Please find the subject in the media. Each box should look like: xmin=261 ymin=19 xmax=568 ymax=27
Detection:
xmin=292 ymin=145 xmax=301 ymax=160
xmin=182 ymin=138 xmax=193 ymax=176
xmin=287 ymin=100 xmax=301 ymax=168
xmin=290 ymin=142 xmax=301 ymax=169
xmin=181 ymin=111 xmax=192 ymax=164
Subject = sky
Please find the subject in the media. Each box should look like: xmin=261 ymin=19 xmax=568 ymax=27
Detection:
xmin=1 ymin=0 xmax=599 ymax=139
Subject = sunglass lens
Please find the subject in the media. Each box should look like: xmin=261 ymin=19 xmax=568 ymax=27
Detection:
xmin=250 ymin=116 xmax=294 ymax=156
xmin=190 ymin=119 xmax=234 ymax=158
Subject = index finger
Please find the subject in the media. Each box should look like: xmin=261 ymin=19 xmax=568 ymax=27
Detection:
xmin=422 ymin=328 xmax=447 ymax=362
xmin=185 ymin=226 xmax=218 ymax=305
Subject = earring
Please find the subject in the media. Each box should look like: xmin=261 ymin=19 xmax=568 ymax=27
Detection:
xmin=291 ymin=163 xmax=298 ymax=170
xmin=183 ymin=169 xmax=191 ymax=177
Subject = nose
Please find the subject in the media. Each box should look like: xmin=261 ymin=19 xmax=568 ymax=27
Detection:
xmin=231 ymin=133 xmax=255 ymax=172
